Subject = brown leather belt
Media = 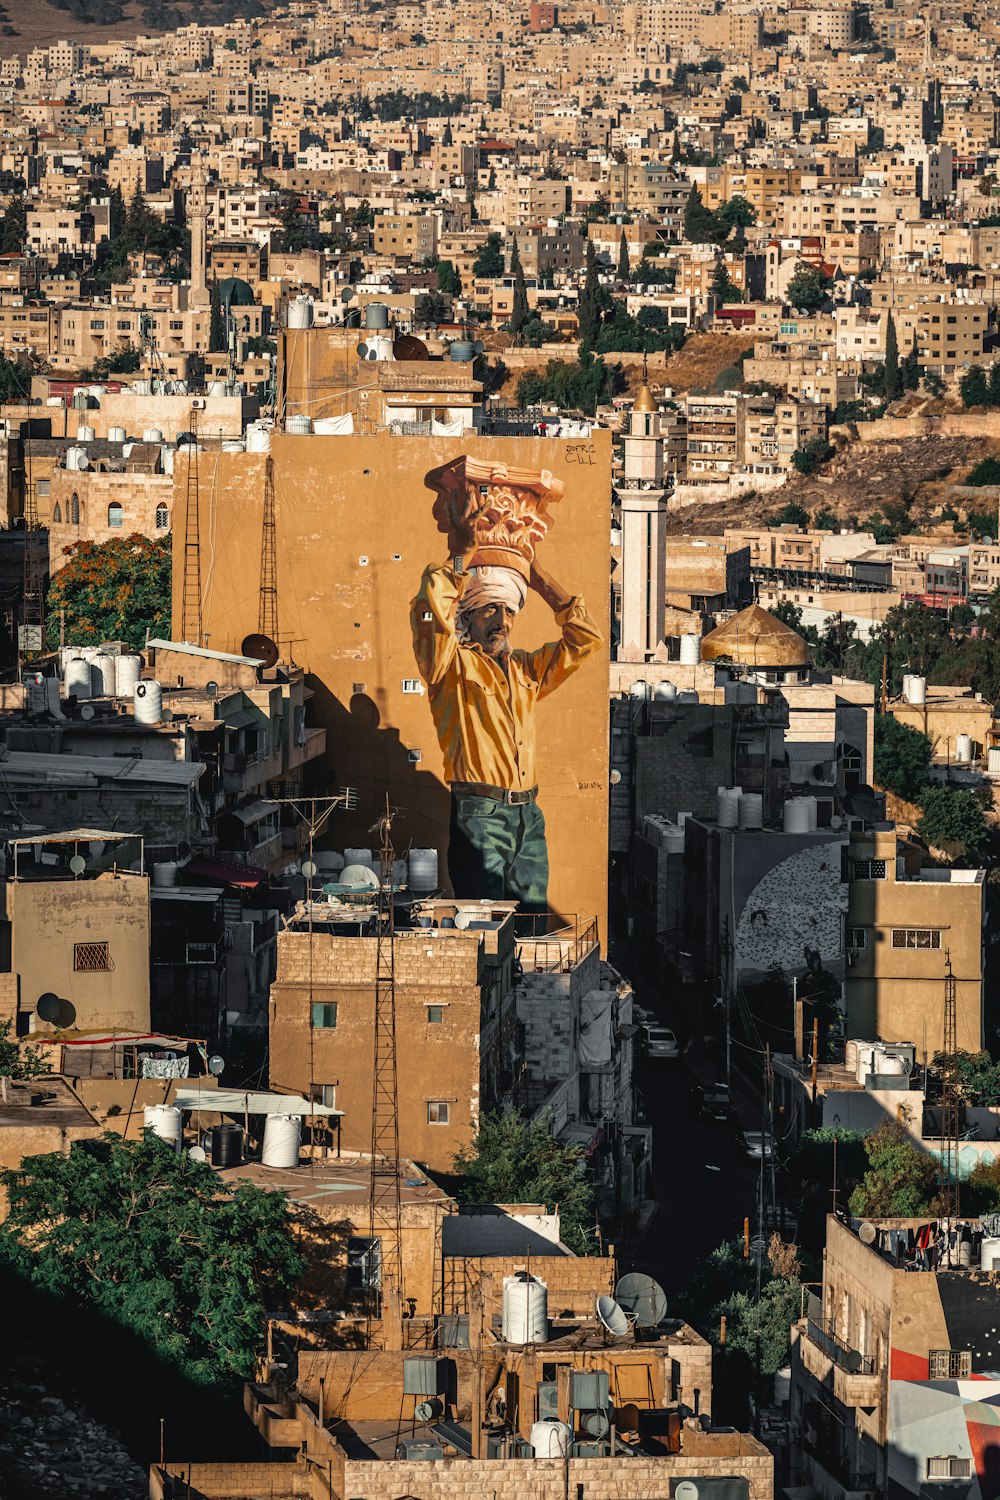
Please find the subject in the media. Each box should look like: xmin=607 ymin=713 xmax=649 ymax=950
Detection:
xmin=451 ymin=781 xmax=538 ymax=806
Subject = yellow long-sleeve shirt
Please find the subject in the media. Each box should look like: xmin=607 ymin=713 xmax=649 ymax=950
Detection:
xmin=410 ymin=562 xmax=603 ymax=791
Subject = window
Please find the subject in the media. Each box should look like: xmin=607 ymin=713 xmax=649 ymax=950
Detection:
xmin=311 ymin=1083 xmax=337 ymax=1109
xmin=401 ymin=678 xmax=422 ymax=694
xmin=929 ymin=1350 xmax=972 ymax=1380
xmin=108 ymin=502 xmax=123 ymax=528
xmin=852 ymin=858 xmax=886 ymax=880
xmin=74 ymin=941 xmax=111 ymax=972
xmin=347 ymin=1234 xmax=381 ymax=1291
xmin=155 ymin=503 xmax=169 ymax=530
xmin=37 ymin=479 xmax=49 ymax=497
xmin=892 ymin=928 xmax=941 ymax=950
xmin=52 ymin=501 xmax=61 ymax=522
xmin=927 ymin=1458 xmax=971 ymax=1480
xmin=311 ymin=1001 xmax=338 ymax=1028
xmin=71 ymin=492 xmax=79 ymax=524
xmin=427 ymin=1005 xmax=443 ymax=1024
xmin=846 ymin=927 xmax=867 ymax=949
xmin=427 ymin=1101 xmax=450 ymax=1124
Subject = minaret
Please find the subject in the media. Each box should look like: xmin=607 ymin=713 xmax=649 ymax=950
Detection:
xmin=189 ymin=152 xmax=210 ymax=309
xmin=616 ymin=382 xmax=667 ymax=660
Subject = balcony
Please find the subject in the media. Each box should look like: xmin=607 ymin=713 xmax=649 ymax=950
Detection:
xmin=799 ymin=1318 xmax=882 ymax=1408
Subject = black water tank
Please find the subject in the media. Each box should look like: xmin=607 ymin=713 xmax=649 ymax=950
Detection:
xmin=211 ymin=1123 xmax=243 ymax=1168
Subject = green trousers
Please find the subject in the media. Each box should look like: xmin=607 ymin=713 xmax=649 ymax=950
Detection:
xmin=448 ymin=792 xmax=549 ymax=913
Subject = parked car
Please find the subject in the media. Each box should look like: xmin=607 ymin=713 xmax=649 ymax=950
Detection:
xmin=689 ymin=1083 xmax=734 ymax=1123
xmin=734 ymin=1128 xmax=774 ymax=1161
xmin=642 ymin=1023 xmax=680 ymax=1060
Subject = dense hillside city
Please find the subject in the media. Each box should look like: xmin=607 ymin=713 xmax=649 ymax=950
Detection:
xmin=3 ymin=2 xmax=1000 ymax=1498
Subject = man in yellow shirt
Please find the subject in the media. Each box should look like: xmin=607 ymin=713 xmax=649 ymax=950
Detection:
xmin=410 ymin=552 xmax=603 ymax=913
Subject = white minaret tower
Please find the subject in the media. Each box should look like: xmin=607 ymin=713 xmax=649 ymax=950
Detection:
xmin=615 ymin=382 xmax=667 ymax=660
xmin=188 ymin=152 xmax=210 ymax=310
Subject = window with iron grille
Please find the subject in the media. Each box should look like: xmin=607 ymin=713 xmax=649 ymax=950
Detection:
xmin=852 ymin=858 xmax=887 ymax=880
xmin=74 ymin=941 xmax=111 ymax=972
xmin=892 ymin=928 xmax=941 ymax=950
xmin=929 ymin=1350 xmax=972 ymax=1380
xmin=846 ymin=927 xmax=867 ymax=950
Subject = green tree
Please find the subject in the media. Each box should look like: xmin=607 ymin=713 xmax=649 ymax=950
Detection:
xmin=0 ymin=1018 xmax=51 ymax=1078
xmin=109 ymin=183 xmax=126 ymax=239
xmin=711 ymin=257 xmax=741 ymax=304
xmin=813 ymin=506 xmax=839 ymax=530
xmin=785 ymin=262 xmax=831 ymax=312
xmin=437 ymin=259 xmax=461 ymax=296
xmin=932 ymin=1050 xmax=1000 ymax=1106
xmin=683 ymin=183 xmax=724 ymax=244
xmin=883 ymin=312 xmax=900 ymax=401
xmin=0 ymin=1133 xmax=303 ymax=1388
xmin=773 ymin=501 xmax=810 ymax=525
xmin=966 ymin=456 xmax=1000 ymax=486
xmin=208 ymin=279 xmax=226 ymax=354
xmin=960 ymin=364 xmax=989 ymax=409
xmin=685 ymin=1235 xmax=803 ymax=1383
xmin=873 ymin=714 xmax=932 ymax=800
xmin=46 ymin=535 xmax=171 ymax=652
xmin=792 ymin=437 xmax=834 ymax=475
xmin=472 ymin=231 xmax=504 ymax=279
xmin=0 ymin=193 xmax=26 ymax=254
xmin=617 ymin=229 xmax=630 ymax=282
xmin=917 ymin=784 xmax=988 ymax=858
xmin=453 ymin=1110 xmax=596 ymax=1255
xmin=578 ymin=239 xmax=604 ymax=344
xmin=509 ymin=237 xmax=529 ymax=336
xmin=847 ymin=1121 xmax=938 ymax=1218
xmin=717 ymin=194 xmax=756 ymax=232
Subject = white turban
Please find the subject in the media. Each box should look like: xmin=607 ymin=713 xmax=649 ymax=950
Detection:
xmin=458 ymin=566 xmax=528 ymax=622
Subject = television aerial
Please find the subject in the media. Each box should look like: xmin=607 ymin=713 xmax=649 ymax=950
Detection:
xmin=595 ymin=1294 xmax=630 ymax=1338
xmin=241 ymin=632 xmax=280 ymax=669
xmin=615 ymin=1272 xmax=668 ymax=1328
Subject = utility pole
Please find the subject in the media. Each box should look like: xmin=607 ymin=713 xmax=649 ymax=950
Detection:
xmin=940 ymin=950 xmax=961 ymax=1225
xmin=367 ymin=797 xmax=404 ymax=1335
xmin=258 ymin=455 xmax=279 ymax=642
xmin=181 ymin=413 xmax=202 ymax=646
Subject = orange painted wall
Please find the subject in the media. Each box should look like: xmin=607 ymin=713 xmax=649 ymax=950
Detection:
xmin=172 ymin=432 xmax=611 ymax=933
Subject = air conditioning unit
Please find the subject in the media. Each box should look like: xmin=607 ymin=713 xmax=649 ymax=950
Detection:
xmin=191 ymin=398 xmax=206 ymax=409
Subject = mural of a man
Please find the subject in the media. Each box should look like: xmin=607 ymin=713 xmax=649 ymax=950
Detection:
xmin=411 ymin=456 xmax=603 ymax=912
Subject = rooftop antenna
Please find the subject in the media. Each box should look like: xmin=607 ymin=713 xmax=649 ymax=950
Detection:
xmin=181 ymin=411 xmax=202 ymax=646
xmin=367 ymin=795 xmax=404 ymax=1337
xmin=940 ymin=949 xmax=961 ymax=1226
xmin=258 ymin=455 xmax=279 ymax=643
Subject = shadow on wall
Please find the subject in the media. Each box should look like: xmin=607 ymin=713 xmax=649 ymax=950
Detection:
xmin=308 ymin=682 xmax=452 ymax=872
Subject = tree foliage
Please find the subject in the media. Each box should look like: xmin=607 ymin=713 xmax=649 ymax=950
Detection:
xmin=516 ymin=351 xmax=624 ymax=415
xmin=472 ymin=232 xmax=504 ymax=279
xmin=684 ymin=1234 xmax=802 ymax=1382
xmin=917 ymin=784 xmax=988 ymax=857
xmin=509 ymin=237 xmax=530 ymax=337
xmin=932 ymin=1050 xmax=1000 ymax=1106
xmin=785 ymin=262 xmax=832 ymax=312
xmin=0 ymin=1133 xmax=303 ymax=1389
xmin=873 ymin=714 xmax=932 ymax=800
xmin=46 ymin=535 xmax=171 ymax=652
xmin=208 ymin=279 xmax=226 ymax=354
xmin=847 ymin=1121 xmax=939 ymax=1219
xmin=883 ymin=312 xmax=900 ymax=402
xmin=453 ymin=1109 xmax=596 ymax=1255
xmin=0 ymin=1018 xmax=51 ymax=1079
xmin=683 ymin=184 xmax=727 ymax=244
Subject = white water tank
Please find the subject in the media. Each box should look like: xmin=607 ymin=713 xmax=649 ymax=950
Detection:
xmin=76 ymin=423 xmax=95 ymax=443
xmin=408 ymin=848 xmax=439 ymax=893
xmin=134 ymin=680 xmax=162 ymax=725
xmin=856 ymin=1043 xmax=880 ymax=1084
xmin=679 ymin=633 xmax=701 ymax=665
xmin=653 ymin=681 xmax=677 ymax=700
xmin=286 ymin=413 xmax=312 ymax=435
xmin=344 ymin=847 xmax=375 ymax=871
xmin=222 ymin=439 xmax=245 ymax=452
xmin=90 ymin=652 xmax=115 ymax=696
xmin=844 ymin=1039 xmax=862 ymax=1072
xmin=246 ymin=423 xmax=272 ymax=453
xmin=132 ymin=380 xmax=151 ymax=395
xmin=115 ymin=654 xmax=141 ymax=698
xmin=208 ymin=380 xmax=228 ymax=396
xmin=263 ymin=1114 xmax=302 ymax=1169
xmin=738 ymin=792 xmax=763 ymax=830
xmin=629 ymin=679 xmax=648 ymax=700
xmin=65 ymin=446 xmax=89 ymax=471
xmin=876 ymin=1054 xmax=907 ymax=1077
xmin=143 ymin=1104 xmax=182 ymax=1151
xmin=724 ymin=681 xmax=756 ymax=704
xmin=530 ymin=1419 xmax=572 ymax=1458
xmin=65 ymin=657 xmax=93 ymax=698
xmin=783 ymin=799 xmax=812 ymax=834
xmin=142 ymin=427 xmax=163 ymax=444
xmin=287 ymin=295 xmax=314 ymax=329
xmin=109 ymin=425 xmax=127 ymax=444
xmin=152 ymin=861 xmax=179 ymax=888
xmin=982 ymin=1237 xmax=1000 ymax=1272
xmin=907 ymin=675 xmax=926 ymax=705
xmin=677 ymin=690 xmax=699 ymax=703
xmin=956 ymin=733 xmax=974 ymax=762
xmin=502 ymin=1274 xmax=548 ymax=1344
xmin=774 ymin=1366 xmax=792 ymax=1405
xmin=718 ymin=788 xmax=740 ymax=828
xmin=989 ymin=748 xmax=1000 ymax=775
xmin=801 ymin=795 xmax=818 ymax=831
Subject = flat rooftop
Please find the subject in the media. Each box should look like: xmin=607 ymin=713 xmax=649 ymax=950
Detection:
xmin=223 ymin=1153 xmax=451 ymax=1210
xmin=0 ymin=1075 xmax=98 ymax=1132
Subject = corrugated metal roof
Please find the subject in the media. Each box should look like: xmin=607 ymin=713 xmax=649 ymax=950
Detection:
xmin=5 ymin=827 xmax=137 ymax=845
xmin=1 ymin=753 xmax=205 ymax=787
xmin=147 ymin=638 xmax=264 ymax=666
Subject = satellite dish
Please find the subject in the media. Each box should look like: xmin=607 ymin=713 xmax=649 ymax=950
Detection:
xmin=301 ymin=859 xmax=318 ymax=878
xmin=241 ymin=632 xmax=280 ymax=669
xmin=69 ymin=854 xmax=86 ymax=875
xmin=596 ymin=1295 xmax=629 ymax=1338
xmin=392 ymin=334 xmax=429 ymax=361
xmin=473 ymin=339 xmax=485 ymax=354
xmin=208 ymin=1054 xmax=225 ymax=1076
xmin=341 ymin=286 xmax=355 ymax=301
xmin=616 ymin=1272 xmax=668 ymax=1327
xmin=36 ymin=992 xmax=60 ymax=1022
xmin=845 ymin=1349 xmax=864 ymax=1373
xmin=80 ymin=704 xmax=95 ymax=720
xmin=676 ymin=1483 xmax=700 ymax=1500
xmin=205 ymin=680 xmax=219 ymax=697
xmin=161 ymin=709 xmax=173 ymax=722
xmin=188 ymin=1145 xmax=207 ymax=1163
xmin=356 ymin=341 xmax=369 ymax=358
xmin=453 ymin=909 xmax=471 ymax=929
xmin=859 ymin=1221 xmax=877 ymax=1245
xmin=178 ymin=840 xmax=191 ymax=858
